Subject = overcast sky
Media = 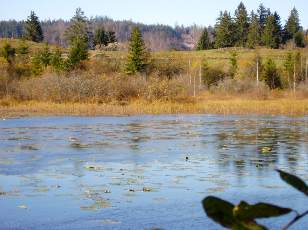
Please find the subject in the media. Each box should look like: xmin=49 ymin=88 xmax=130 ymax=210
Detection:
xmin=0 ymin=0 xmax=307 ymax=28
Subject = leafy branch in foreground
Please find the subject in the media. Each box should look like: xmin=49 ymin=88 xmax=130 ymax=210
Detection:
xmin=202 ymin=170 xmax=308 ymax=230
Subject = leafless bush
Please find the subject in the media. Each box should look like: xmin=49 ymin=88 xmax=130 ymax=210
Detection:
xmin=211 ymin=77 xmax=270 ymax=99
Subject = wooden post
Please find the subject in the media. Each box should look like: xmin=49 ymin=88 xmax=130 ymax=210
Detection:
xmin=199 ymin=62 xmax=202 ymax=88
xmin=293 ymin=62 xmax=296 ymax=94
xmin=256 ymin=58 xmax=259 ymax=87
xmin=305 ymin=57 xmax=308 ymax=83
xmin=193 ymin=73 xmax=196 ymax=97
xmin=189 ymin=59 xmax=191 ymax=85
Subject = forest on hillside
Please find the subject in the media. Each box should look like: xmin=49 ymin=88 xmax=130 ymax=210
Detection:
xmin=0 ymin=2 xmax=307 ymax=51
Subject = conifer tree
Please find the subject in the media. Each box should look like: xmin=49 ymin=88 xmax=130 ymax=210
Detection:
xmin=234 ymin=2 xmax=249 ymax=46
xmin=273 ymin=12 xmax=283 ymax=48
xmin=246 ymin=11 xmax=260 ymax=48
xmin=196 ymin=28 xmax=211 ymax=50
xmin=106 ymin=31 xmax=117 ymax=44
xmin=214 ymin=11 xmax=235 ymax=48
xmin=284 ymin=7 xmax=301 ymax=42
xmin=262 ymin=14 xmax=281 ymax=49
xmin=125 ymin=27 xmax=149 ymax=74
xmin=64 ymin=8 xmax=89 ymax=45
xmin=94 ymin=28 xmax=108 ymax=48
xmin=262 ymin=58 xmax=281 ymax=89
xmin=67 ymin=36 xmax=88 ymax=68
xmin=24 ymin=11 xmax=44 ymax=42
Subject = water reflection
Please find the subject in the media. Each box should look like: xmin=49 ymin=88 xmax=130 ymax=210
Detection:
xmin=0 ymin=115 xmax=307 ymax=229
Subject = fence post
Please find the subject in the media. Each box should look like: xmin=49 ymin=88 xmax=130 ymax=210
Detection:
xmin=189 ymin=59 xmax=191 ymax=85
xmin=199 ymin=62 xmax=202 ymax=88
xmin=306 ymin=57 xmax=308 ymax=82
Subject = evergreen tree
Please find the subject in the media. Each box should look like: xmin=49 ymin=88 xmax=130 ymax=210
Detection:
xmin=214 ymin=11 xmax=235 ymax=48
xmin=257 ymin=4 xmax=270 ymax=31
xmin=1 ymin=42 xmax=15 ymax=64
xmin=234 ymin=2 xmax=249 ymax=47
xmin=284 ymin=52 xmax=294 ymax=89
xmin=50 ymin=47 xmax=64 ymax=72
xmin=106 ymin=31 xmax=117 ymax=44
xmin=125 ymin=27 xmax=149 ymax=74
xmin=229 ymin=51 xmax=238 ymax=78
xmin=294 ymin=31 xmax=305 ymax=47
xmin=64 ymin=8 xmax=89 ymax=45
xmin=94 ymin=28 xmax=108 ymax=48
xmin=196 ymin=28 xmax=211 ymax=50
xmin=284 ymin=7 xmax=300 ymax=42
xmin=247 ymin=11 xmax=260 ymax=48
xmin=273 ymin=12 xmax=283 ymax=48
xmin=262 ymin=14 xmax=281 ymax=49
xmin=24 ymin=11 xmax=44 ymax=42
xmin=39 ymin=43 xmax=52 ymax=67
xmin=262 ymin=58 xmax=281 ymax=89
xmin=67 ymin=37 xmax=89 ymax=68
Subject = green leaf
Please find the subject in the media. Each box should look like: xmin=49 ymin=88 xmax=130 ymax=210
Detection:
xmin=233 ymin=220 xmax=268 ymax=230
xmin=276 ymin=169 xmax=308 ymax=196
xmin=233 ymin=201 xmax=292 ymax=220
xmin=202 ymin=196 xmax=235 ymax=228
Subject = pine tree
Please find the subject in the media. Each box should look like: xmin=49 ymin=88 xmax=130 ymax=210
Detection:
xmin=294 ymin=31 xmax=305 ymax=47
xmin=234 ymin=2 xmax=249 ymax=47
xmin=67 ymin=37 xmax=88 ymax=68
xmin=284 ymin=7 xmax=300 ymax=42
xmin=125 ymin=27 xmax=149 ymax=74
xmin=94 ymin=28 xmax=108 ymax=48
xmin=64 ymin=8 xmax=89 ymax=45
xmin=273 ymin=12 xmax=283 ymax=48
xmin=24 ymin=11 xmax=44 ymax=42
xmin=214 ymin=11 xmax=236 ymax=48
xmin=196 ymin=28 xmax=211 ymax=50
xmin=1 ymin=42 xmax=15 ymax=64
xmin=106 ymin=31 xmax=117 ymax=44
xmin=257 ymin=4 xmax=270 ymax=31
xmin=247 ymin=11 xmax=260 ymax=48
xmin=262 ymin=14 xmax=281 ymax=49
xmin=39 ymin=43 xmax=52 ymax=67
xmin=229 ymin=51 xmax=238 ymax=78
xmin=262 ymin=58 xmax=281 ymax=89
xmin=50 ymin=47 xmax=64 ymax=72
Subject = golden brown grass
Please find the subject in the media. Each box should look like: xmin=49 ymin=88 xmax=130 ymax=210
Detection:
xmin=1 ymin=97 xmax=308 ymax=118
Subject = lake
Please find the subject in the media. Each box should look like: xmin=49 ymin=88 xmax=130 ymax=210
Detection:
xmin=0 ymin=115 xmax=307 ymax=230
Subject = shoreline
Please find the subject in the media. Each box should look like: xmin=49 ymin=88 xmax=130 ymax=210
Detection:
xmin=0 ymin=99 xmax=308 ymax=118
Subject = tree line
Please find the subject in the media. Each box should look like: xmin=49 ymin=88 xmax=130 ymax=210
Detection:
xmin=197 ymin=2 xmax=307 ymax=50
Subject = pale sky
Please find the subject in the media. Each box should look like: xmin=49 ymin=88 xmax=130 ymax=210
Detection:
xmin=0 ymin=0 xmax=307 ymax=28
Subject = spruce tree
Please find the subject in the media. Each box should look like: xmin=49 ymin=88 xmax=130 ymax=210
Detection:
xmin=24 ymin=11 xmax=44 ymax=42
xmin=273 ymin=12 xmax=283 ymax=48
xmin=234 ymin=2 xmax=249 ymax=47
xmin=106 ymin=31 xmax=117 ymax=44
xmin=247 ymin=11 xmax=260 ymax=48
xmin=214 ymin=11 xmax=235 ymax=48
xmin=94 ymin=28 xmax=108 ymax=48
xmin=125 ymin=27 xmax=149 ymax=74
xmin=64 ymin=8 xmax=89 ymax=45
xmin=262 ymin=14 xmax=281 ymax=49
xmin=294 ymin=31 xmax=305 ymax=47
xmin=284 ymin=7 xmax=300 ymax=42
xmin=196 ymin=28 xmax=211 ymax=50
xmin=67 ymin=36 xmax=88 ymax=68
xmin=262 ymin=58 xmax=281 ymax=89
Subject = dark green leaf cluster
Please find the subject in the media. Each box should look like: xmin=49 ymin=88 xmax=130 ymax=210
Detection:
xmin=203 ymin=170 xmax=308 ymax=229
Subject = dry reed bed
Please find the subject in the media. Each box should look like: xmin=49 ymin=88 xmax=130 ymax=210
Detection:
xmin=0 ymin=99 xmax=308 ymax=118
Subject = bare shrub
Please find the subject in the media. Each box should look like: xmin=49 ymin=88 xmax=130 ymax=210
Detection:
xmin=211 ymin=77 xmax=270 ymax=99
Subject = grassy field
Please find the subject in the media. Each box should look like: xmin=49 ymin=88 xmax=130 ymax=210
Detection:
xmin=1 ymin=39 xmax=308 ymax=117
xmin=1 ymin=97 xmax=308 ymax=118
